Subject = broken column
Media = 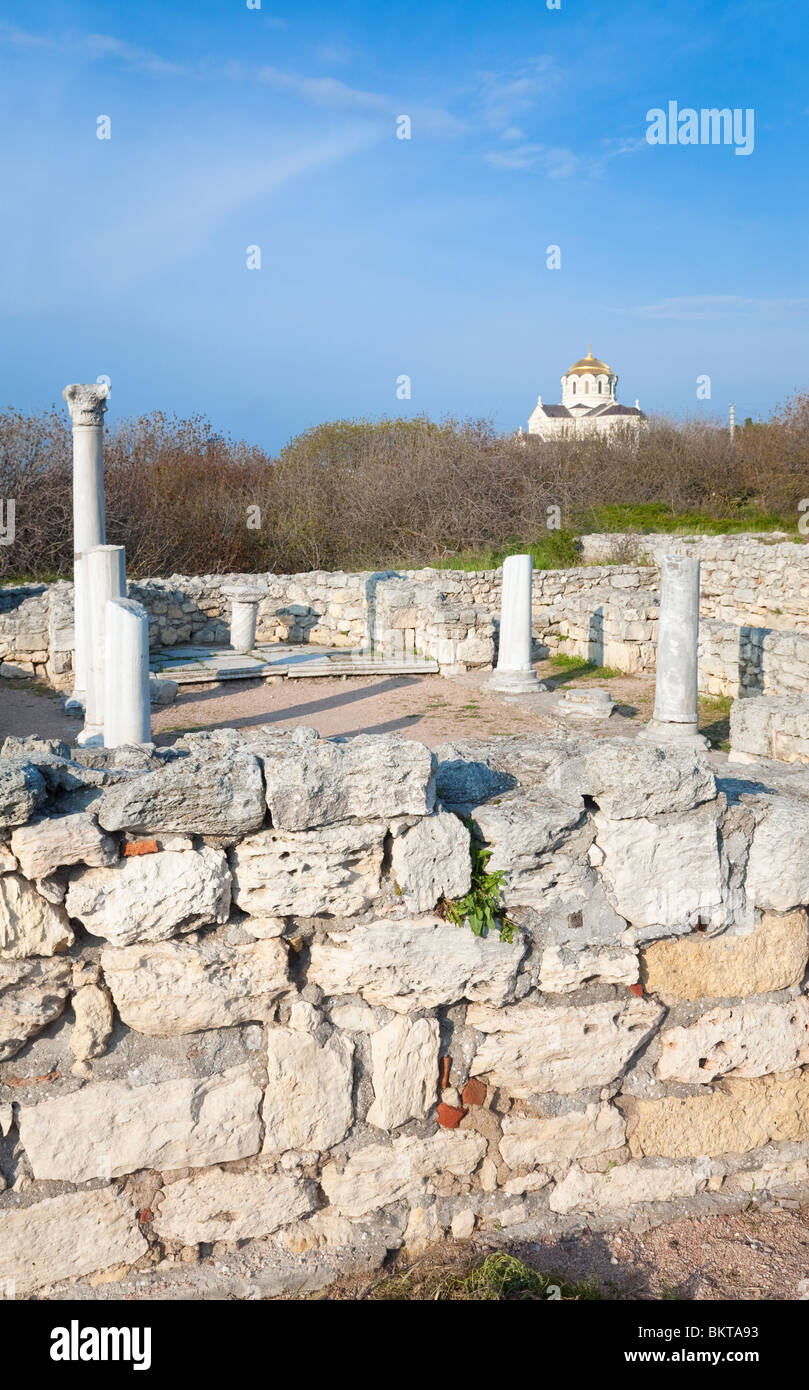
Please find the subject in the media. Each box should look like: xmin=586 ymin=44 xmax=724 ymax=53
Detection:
xmin=487 ymin=554 xmax=545 ymax=693
xmin=78 ymin=545 xmax=126 ymax=746
xmin=641 ymin=554 xmax=708 ymax=746
xmin=103 ymin=599 xmax=152 ymax=747
xmin=225 ymin=586 xmax=262 ymax=654
xmin=62 ymin=383 xmax=109 ymax=711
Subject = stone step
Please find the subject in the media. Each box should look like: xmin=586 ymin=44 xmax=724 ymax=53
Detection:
xmin=157 ymin=658 xmax=439 ymax=684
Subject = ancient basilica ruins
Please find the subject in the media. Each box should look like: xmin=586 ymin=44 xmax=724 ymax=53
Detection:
xmin=1 ymin=384 xmax=809 ymax=1297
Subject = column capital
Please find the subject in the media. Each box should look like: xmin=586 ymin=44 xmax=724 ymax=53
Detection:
xmin=62 ymin=383 xmax=109 ymax=427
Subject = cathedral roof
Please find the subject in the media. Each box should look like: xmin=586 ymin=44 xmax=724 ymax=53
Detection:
xmin=533 ymin=401 xmax=645 ymax=420
xmin=565 ymin=347 xmax=614 ymax=377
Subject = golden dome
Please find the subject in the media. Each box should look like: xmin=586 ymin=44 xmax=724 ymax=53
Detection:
xmin=566 ymin=347 xmax=614 ymax=377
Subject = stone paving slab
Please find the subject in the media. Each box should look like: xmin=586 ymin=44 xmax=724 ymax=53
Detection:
xmin=150 ymin=643 xmax=439 ymax=685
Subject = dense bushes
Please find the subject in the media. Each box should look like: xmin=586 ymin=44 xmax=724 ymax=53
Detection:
xmin=1 ymin=396 xmax=807 ymax=582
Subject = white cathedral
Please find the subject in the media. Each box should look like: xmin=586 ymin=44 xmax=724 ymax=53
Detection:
xmin=527 ymin=347 xmax=646 ymax=439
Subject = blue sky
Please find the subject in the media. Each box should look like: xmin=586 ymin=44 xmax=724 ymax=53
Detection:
xmin=1 ymin=0 xmax=807 ymax=450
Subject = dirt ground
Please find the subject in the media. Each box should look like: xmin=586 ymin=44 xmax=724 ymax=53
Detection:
xmin=0 ymin=661 xmax=659 ymax=750
xmin=315 ymin=1202 xmax=809 ymax=1301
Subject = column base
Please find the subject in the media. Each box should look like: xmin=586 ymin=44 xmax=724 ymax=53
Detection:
xmin=63 ymin=689 xmax=86 ymax=715
xmin=76 ymin=724 xmax=104 ymax=748
xmin=485 ymin=669 xmax=547 ymax=694
xmin=638 ymin=719 xmax=710 ymax=750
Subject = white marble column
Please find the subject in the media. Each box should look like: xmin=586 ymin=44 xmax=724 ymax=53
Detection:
xmin=487 ymin=554 xmax=545 ymax=693
xmin=103 ymin=598 xmax=152 ymax=747
xmin=641 ymin=554 xmax=708 ymax=746
xmin=77 ymin=545 xmax=126 ymax=746
xmin=226 ymin=586 xmax=262 ymax=653
xmin=63 ymin=383 xmax=109 ymax=711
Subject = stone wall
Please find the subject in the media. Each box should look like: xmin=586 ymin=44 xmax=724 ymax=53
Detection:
xmin=699 ymin=620 xmax=809 ymax=698
xmin=1 ymin=539 xmax=808 ymax=696
xmin=579 ymin=532 xmax=809 ymax=634
xmin=2 ymin=726 xmax=809 ymax=1296
xmin=729 ymin=695 xmax=809 ymax=766
xmin=0 ymin=586 xmax=50 ymax=681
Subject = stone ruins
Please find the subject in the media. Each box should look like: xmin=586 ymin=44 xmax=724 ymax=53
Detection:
xmin=1 ymin=384 xmax=809 ymax=1297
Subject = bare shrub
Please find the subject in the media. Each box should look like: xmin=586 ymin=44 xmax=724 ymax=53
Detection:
xmin=0 ymin=395 xmax=806 ymax=582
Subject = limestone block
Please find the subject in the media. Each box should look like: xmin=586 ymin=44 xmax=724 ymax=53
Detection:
xmin=328 ymin=1000 xmax=378 ymax=1032
xmin=435 ymin=741 xmax=518 ymax=808
xmin=262 ymin=1026 xmax=354 ymax=1153
xmin=101 ymin=937 xmax=288 ymax=1035
xmin=628 ymin=1074 xmax=809 ymax=1158
xmin=745 ymin=797 xmax=809 ymax=911
xmin=70 ymin=982 xmax=114 ymax=1060
xmin=308 ymin=916 xmax=523 ymax=1013
xmin=538 ymin=944 xmax=638 ymax=992
xmin=64 ymin=846 xmax=231 ymax=946
xmin=366 ymin=1015 xmax=440 ymax=1130
xmin=0 ymin=873 xmax=74 ymax=958
xmin=10 ymin=812 xmax=117 ymax=881
xmin=19 ymin=1065 xmax=263 ymax=1181
xmin=467 ymin=997 xmax=663 ymax=1097
xmin=499 ymin=1104 xmax=626 ymax=1168
xmin=0 ymin=842 xmax=15 ymax=872
xmin=96 ymin=750 xmax=266 ymax=837
xmin=471 ymin=791 xmax=585 ymax=897
xmin=321 ymin=1130 xmax=487 ymax=1218
xmin=260 ymin=733 xmax=435 ymax=830
xmin=594 ymin=807 xmax=724 ymax=932
xmin=0 ymin=1187 xmax=147 ymax=1296
xmin=148 ymin=676 xmax=179 ymax=706
xmin=547 ymin=739 xmax=716 ymax=818
xmin=656 ymin=998 xmax=809 ymax=1083
xmin=153 ymin=1166 xmax=317 ymax=1245
xmin=0 ymin=956 xmax=72 ymax=1060
xmin=404 ymin=1203 xmax=447 ymax=1251
xmin=549 ymin=1161 xmax=705 ymax=1213
xmin=721 ymin=1159 xmax=809 ymax=1194
xmin=390 ymin=812 xmax=471 ymax=912
xmin=640 ymin=909 xmax=809 ymax=1000
xmin=231 ymin=822 xmax=385 ymax=918
xmin=0 ymin=757 xmax=47 ymax=830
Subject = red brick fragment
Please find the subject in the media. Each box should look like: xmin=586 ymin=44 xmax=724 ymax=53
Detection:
xmin=437 ymin=1102 xmax=467 ymax=1129
xmin=439 ymin=1056 xmax=452 ymax=1089
xmin=123 ymin=839 xmax=159 ymax=858
xmin=629 ymin=983 xmax=644 ymax=997
xmin=461 ymin=1077 xmax=487 ymax=1108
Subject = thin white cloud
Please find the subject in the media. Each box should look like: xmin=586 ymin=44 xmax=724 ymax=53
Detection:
xmin=85 ymin=33 xmax=186 ymax=76
xmin=255 ymin=63 xmax=467 ymax=136
xmin=477 ymin=56 xmax=556 ymax=130
xmin=485 ymin=134 xmax=644 ymax=179
xmin=616 ymin=295 xmax=809 ymax=321
xmin=0 ymin=22 xmax=52 ymax=47
xmin=64 ymin=124 xmax=383 ymax=289
xmin=485 ymin=143 xmax=579 ymax=176
xmin=258 ymin=65 xmax=389 ymax=112
xmin=313 ymin=42 xmax=357 ymax=66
